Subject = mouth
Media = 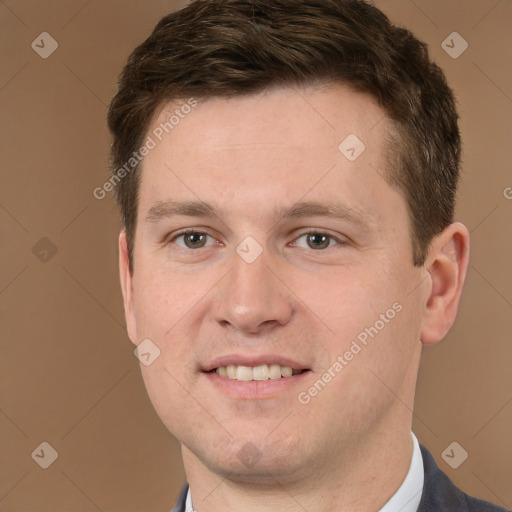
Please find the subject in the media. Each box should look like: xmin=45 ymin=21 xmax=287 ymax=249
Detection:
xmin=206 ymin=364 xmax=310 ymax=382
xmin=201 ymin=355 xmax=312 ymax=399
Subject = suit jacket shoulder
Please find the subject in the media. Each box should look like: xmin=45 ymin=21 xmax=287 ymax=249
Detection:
xmin=418 ymin=444 xmax=507 ymax=511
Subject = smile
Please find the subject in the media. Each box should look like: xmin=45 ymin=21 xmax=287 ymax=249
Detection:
xmin=212 ymin=364 xmax=306 ymax=381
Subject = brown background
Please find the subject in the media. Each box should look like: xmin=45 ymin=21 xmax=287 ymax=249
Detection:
xmin=1 ymin=0 xmax=511 ymax=511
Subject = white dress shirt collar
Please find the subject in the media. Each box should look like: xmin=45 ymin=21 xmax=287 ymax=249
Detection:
xmin=379 ymin=431 xmax=424 ymax=512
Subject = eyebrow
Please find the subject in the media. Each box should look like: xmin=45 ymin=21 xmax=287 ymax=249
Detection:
xmin=145 ymin=199 xmax=375 ymax=228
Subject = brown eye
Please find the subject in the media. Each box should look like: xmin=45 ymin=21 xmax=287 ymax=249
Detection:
xmin=184 ymin=232 xmax=207 ymax=248
xmin=293 ymin=232 xmax=338 ymax=250
xmin=306 ymin=233 xmax=330 ymax=249
xmin=173 ymin=231 xmax=214 ymax=249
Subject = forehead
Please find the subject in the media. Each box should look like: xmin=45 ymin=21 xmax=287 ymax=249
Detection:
xmin=151 ymin=84 xmax=385 ymax=154
xmin=137 ymin=84 xmax=401 ymax=228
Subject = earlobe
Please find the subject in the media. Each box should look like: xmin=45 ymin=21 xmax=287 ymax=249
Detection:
xmin=119 ymin=231 xmax=138 ymax=344
xmin=420 ymin=222 xmax=470 ymax=346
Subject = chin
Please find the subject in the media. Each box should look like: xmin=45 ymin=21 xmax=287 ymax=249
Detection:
xmin=208 ymin=454 xmax=308 ymax=486
xmin=192 ymin=433 xmax=312 ymax=484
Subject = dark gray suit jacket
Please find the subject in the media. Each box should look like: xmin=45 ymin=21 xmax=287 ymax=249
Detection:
xmin=171 ymin=444 xmax=507 ymax=511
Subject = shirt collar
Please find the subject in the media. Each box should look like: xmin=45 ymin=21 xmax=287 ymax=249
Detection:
xmin=185 ymin=486 xmax=194 ymax=512
xmin=379 ymin=431 xmax=424 ymax=512
xmin=185 ymin=431 xmax=424 ymax=512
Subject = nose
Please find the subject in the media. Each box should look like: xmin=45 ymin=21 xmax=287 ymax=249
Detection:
xmin=212 ymin=248 xmax=295 ymax=335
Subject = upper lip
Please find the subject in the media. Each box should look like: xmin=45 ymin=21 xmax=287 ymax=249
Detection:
xmin=202 ymin=354 xmax=310 ymax=372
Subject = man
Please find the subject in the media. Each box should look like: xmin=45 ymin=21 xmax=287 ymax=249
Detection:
xmin=107 ymin=1 xmax=506 ymax=510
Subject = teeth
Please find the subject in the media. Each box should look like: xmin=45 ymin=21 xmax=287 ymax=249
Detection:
xmin=252 ymin=364 xmax=269 ymax=381
xmin=281 ymin=366 xmax=293 ymax=378
xmin=236 ymin=365 xmax=254 ymax=381
xmin=269 ymin=364 xmax=282 ymax=379
xmin=215 ymin=364 xmax=303 ymax=381
xmin=227 ymin=364 xmax=237 ymax=379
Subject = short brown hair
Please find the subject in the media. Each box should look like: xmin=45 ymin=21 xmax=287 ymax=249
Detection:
xmin=107 ymin=0 xmax=460 ymax=272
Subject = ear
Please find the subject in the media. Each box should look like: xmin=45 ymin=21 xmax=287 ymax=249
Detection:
xmin=420 ymin=222 xmax=470 ymax=345
xmin=119 ymin=231 xmax=138 ymax=345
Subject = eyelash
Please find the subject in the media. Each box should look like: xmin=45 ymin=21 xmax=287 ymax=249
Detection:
xmin=166 ymin=229 xmax=347 ymax=251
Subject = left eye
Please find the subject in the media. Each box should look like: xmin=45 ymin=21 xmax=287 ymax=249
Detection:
xmin=293 ymin=233 xmax=340 ymax=250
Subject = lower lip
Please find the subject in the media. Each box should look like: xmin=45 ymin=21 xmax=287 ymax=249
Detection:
xmin=202 ymin=370 xmax=311 ymax=400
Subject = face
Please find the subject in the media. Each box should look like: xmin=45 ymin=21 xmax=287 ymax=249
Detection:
xmin=120 ymin=85 xmax=430 ymax=484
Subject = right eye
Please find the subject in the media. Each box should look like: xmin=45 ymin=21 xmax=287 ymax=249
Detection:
xmin=169 ymin=230 xmax=218 ymax=250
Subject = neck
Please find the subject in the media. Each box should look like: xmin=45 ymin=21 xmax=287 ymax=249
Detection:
xmin=182 ymin=415 xmax=413 ymax=512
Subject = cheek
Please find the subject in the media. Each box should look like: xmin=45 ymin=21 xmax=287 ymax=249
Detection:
xmin=132 ymin=262 xmax=213 ymax=379
xmin=132 ymin=263 xmax=198 ymax=336
xmin=298 ymin=261 xmax=418 ymax=381
xmin=296 ymin=263 xmax=396 ymax=334
xmin=132 ymin=268 xmax=202 ymax=432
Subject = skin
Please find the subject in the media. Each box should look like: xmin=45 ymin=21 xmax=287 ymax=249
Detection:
xmin=119 ymin=84 xmax=470 ymax=512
